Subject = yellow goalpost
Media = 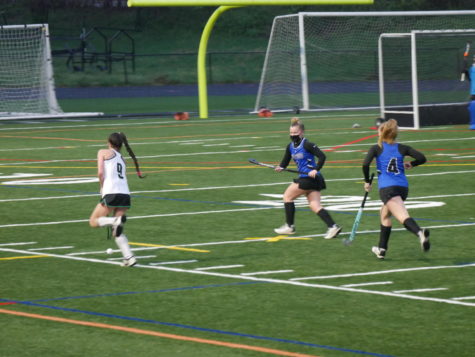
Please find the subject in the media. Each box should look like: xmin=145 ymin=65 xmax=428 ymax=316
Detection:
xmin=128 ymin=0 xmax=374 ymax=118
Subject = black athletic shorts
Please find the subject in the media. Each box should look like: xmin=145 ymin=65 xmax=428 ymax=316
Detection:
xmin=379 ymin=186 xmax=408 ymax=204
xmin=100 ymin=194 xmax=131 ymax=208
xmin=293 ymin=175 xmax=326 ymax=191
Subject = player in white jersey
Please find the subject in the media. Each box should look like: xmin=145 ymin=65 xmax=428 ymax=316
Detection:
xmin=89 ymin=132 xmax=145 ymax=267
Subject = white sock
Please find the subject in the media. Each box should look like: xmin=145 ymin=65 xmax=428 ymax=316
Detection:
xmin=115 ymin=234 xmax=133 ymax=259
xmin=97 ymin=216 xmax=117 ymax=227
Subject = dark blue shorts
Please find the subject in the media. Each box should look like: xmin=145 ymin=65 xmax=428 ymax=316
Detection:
xmin=379 ymin=186 xmax=408 ymax=204
xmin=293 ymin=175 xmax=326 ymax=191
xmin=100 ymin=194 xmax=131 ymax=208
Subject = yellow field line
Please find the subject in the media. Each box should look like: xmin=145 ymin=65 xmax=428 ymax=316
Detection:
xmin=129 ymin=242 xmax=209 ymax=253
xmin=0 ymin=255 xmax=48 ymax=261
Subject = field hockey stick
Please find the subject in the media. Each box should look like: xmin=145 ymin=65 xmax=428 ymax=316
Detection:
xmin=461 ymin=42 xmax=471 ymax=81
xmin=248 ymin=158 xmax=315 ymax=175
xmin=343 ymin=173 xmax=375 ymax=246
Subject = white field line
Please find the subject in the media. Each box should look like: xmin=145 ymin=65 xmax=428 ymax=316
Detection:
xmin=2 ymin=246 xmax=473 ymax=307
xmin=452 ymin=296 xmax=475 ymax=301
xmin=240 ymin=270 xmax=294 ymax=276
xmin=194 ymin=265 xmax=244 ymax=271
xmin=1 ymin=246 xmax=474 ymax=307
xmin=291 ymin=260 xmax=475 ymax=281
xmin=341 ymin=281 xmax=393 ymax=288
xmin=0 ymin=242 xmax=37 ymax=247
xmin=28 ymin=246 xmax=74 ymax=251
xmin=393 ymin=288 xmax=448 ymax=293
xmin=107 ymin=255 xmax=157 ymax=261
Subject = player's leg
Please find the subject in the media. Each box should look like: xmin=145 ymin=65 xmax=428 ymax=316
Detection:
xmin=386 ymin=196 xmax=430 ymax=252
xmin=113 ymin=207 xmax=136 ymax=267
xmin=274 ymin=183 xmax=303 ymax=234
xmin=89 ymin=203 xmax=114 ymax=227
xmin=372 ymin=203 xmax=392 ymax=259
xmin=306 ymin=191 xmax=341 ymax=239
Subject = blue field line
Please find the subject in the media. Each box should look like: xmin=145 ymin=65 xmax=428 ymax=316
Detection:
xmin=26 ymin=282 xmax=261 ymax=303
xmin=0 ymin=298 xmax=396 ymax=357
xmin=2 ymin=184 xmax=473 ymax=225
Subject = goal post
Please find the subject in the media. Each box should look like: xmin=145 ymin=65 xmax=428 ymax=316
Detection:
xmin=254 ymin=11 xmax=475 ymax=122
xmin=0 ymin=24 xmax=102 ymax=120
xmin=379 ymin=29 xmax=475 ymax=129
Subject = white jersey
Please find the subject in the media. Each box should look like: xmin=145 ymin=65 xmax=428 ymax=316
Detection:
xmin=101 ymin=149 xmax=130 ymax=197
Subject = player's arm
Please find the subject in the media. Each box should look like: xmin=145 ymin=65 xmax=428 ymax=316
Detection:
xmin=277 ymin=144 xmax=292 ymax=171
xmin=399 ymin=144 xmax=426 ymax=169
xmin=97 ymin=149 xmax=106 ymax=189
xmin=362 ymin=145 xmax=379 ymax=183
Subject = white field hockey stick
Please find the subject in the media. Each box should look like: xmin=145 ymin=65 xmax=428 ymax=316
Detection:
xmin=248 ymin=158 xmax=314 ymax=175
xmin=461 ymin=42 xmax=471 ymax=81
xmin=343 ymin=173 xmax=375 ymax=246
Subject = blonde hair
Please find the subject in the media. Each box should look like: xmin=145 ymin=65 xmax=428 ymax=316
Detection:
xmin=290 ymin=117 xmax=305 ymax=131
xmin=378 ymin=118 xmax=398 ymax=147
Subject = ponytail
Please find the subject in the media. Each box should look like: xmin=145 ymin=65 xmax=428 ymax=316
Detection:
xmin=378 ymin=119 xmax=398 ymax=147
xmin=119 ymin=132 xmax=145 ymax=178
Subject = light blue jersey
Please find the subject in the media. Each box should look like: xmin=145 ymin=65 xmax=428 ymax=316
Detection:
xmin=377 ymin=143 xmax=408 ymax=189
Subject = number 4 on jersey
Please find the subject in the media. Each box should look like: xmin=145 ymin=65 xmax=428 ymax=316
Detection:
xmin=387 ymin=157 xmax=400 ymax=174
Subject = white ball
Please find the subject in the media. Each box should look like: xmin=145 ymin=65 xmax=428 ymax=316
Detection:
xmin=106 ymin=248 xmax=113 ymax=255
xmin=352 ymin=123 xmax=361 ymax=128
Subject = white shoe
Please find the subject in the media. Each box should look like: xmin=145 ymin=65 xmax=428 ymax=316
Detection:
xmin=324 ymin=225 xmax=342 ymax=239
xmin=274 ymin=224 xmax=295 ymax=235
xmin=112 ymin=215 xmax=127 ymax=237
xmin=122 ymin=256 xmax=136 ymax=267
xmin=371 ymin=246 xmax=386 ymax=259
xmin=418 ymin=228 xmax=430 ymax=252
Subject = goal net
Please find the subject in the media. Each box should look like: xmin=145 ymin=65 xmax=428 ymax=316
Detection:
xmin=379 ymin=29 xmax=475 ymax=129
xmin=0 ymin=24 xmax=101 ymax=120
xmin=255 ymin=11 xmax=475 ymax=119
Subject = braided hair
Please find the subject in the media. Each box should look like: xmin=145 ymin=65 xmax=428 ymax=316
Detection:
xmin=108 ymin=132 xmax=145 ymax=178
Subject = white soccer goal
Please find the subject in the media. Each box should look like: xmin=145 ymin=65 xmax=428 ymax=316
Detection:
xmin=379 ymin=29 xmax=475 ymax=129
xmin=255 ymin=11 xmax=475 ymax=121
xmin=0 ymin=24 xmax=102 ymax=120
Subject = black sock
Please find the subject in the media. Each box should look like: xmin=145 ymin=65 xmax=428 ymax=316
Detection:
xmin=317 ymin=208 xmax=336 ymax=227
xmin=403 ymin=217 xmax=421 ymax=235
xmin=284 ymin=202 xmax=295 ymax=226
xmin=379 ymin=225 xmax=391 ymax=250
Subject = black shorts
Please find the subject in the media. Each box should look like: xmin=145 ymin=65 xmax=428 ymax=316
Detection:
xmin=379 ymin=186 xmax=408 ymax=204
xmin=293 ymin=175 xmax=326 ymax=191
xmin=100 ymin=194 xmax=131 ymax=208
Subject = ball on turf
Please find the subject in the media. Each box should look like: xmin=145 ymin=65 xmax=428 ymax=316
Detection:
xmin=106 ymin=248 xmax=113 ymax=255
xmin=352 ymin=123 xmax=361 ymax=128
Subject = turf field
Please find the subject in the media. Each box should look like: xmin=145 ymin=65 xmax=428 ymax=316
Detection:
xmin=0 ymin=112 xmax=474 ymax=357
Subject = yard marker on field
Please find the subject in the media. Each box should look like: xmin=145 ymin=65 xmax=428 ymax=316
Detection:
xmin=149 ymin=260 xmax=198 ymax=265
xmin=392 ymin=288 xmax=448 ymax=294
xmin=0 ymin=255 xmax=47 ymax=261
xmin=0 ymin=309 xmax=321 ymax=357
xmin=195 ymin=265 xmax=244 ymax=271
xmin=129 ymin=242 xmax=209 ymax=253
xmin=452 ymin=296 xmax=475 ymax=301
xmin=241 ymin=270 xmax=294 ymax=276
xmin=341 ymin=281 xmax=393 ymax=288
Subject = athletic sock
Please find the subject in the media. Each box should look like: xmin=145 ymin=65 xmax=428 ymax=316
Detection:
xmin=115 ymin=234 xmax=133 ymax=259
xmin=97 ymin=216 xmax=116 ymax=227
xmin=379 ymin=225 xmax=392 ymax=250
xmin=403 ymin=217 xmax=421 ymax=235
xmin=284 ymin=202 xmax=295 ymax=226
xmin=317 ymin=208 xmax=336 ymax=228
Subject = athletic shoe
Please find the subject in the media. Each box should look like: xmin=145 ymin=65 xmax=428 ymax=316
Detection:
xmin=372 ymin=246 xmax=386 ymax=259
xmin=122 ymin=256 xmax=136 ymax=267
xmin=274 ymin=224 xmax=295 ymax=235
xmin=324 ymin=225 xmax=342 ymax=239
xmin=418 ymin=228 xmax=431 ymax=252
xmin=112 ymin=215 xmax=127 ymax=237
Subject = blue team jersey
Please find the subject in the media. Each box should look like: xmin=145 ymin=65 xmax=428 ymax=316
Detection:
xmin=289 ymin=138 xmax=317 ymax=178
xmin=470 ymin=66 xmax=475 ymax=95
xmin=377 ymin=142 xmax=408 ymax=189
